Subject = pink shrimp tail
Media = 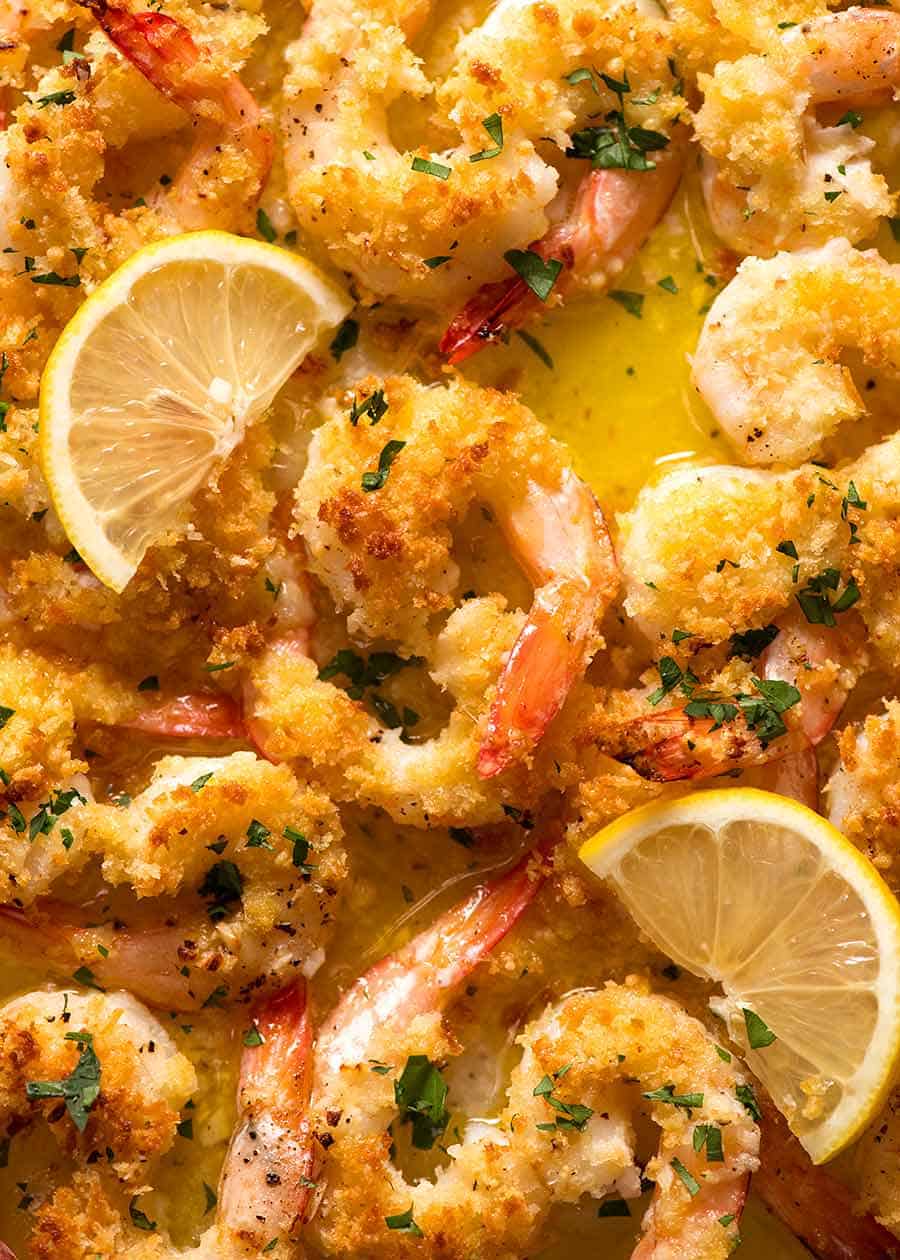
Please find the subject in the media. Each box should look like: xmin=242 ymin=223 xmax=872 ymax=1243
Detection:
xmin=0 ymin=1242 xmax=16 ymax=1260
xmin=220 ymin=980 xmax=315 ymax=1238
xmin=477 ymin=592 xmax=580 ymax=779
xmin=319 ymin=838 xmax=553 ymax=1067
xmin=440 ymin=273 xmax=539 ymax=365
xmin=755 ymin=1095 xmax=900 ymax=1259
xmin=0 ymin=902 xmax=226 ymax=1011
xmin=79 ymin=3 xmax=198 ymax=81
xmin=126 ymin=692 xmax=245 ymax=740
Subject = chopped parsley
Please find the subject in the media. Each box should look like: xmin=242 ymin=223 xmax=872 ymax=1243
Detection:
xmin=609 ymin=290 xmax=644 ymax=319
xmin=743 ymin=1007 xmax=776 ymax=1049
xmin=795 ymin=569 xmax=860 ymax=626
xmin=671 ymin=1156 xmax=700 ymax=1196
xmin=693 ymin=1123 xmax=724 ymax=1162
xmin=736 ymin=1082 xmax=762 ymax=1123
xmin=26 ymin=1030 xmax=101 ymax=1130
xmin=256 ymin=208 xmax=277 ymax=242
xmin=385 ymin=1206 xmax=424 ymax=1236
xmin=728 ymin=624 xmax=779 ymax=660
xmin=330 ymin=318 xmax=359 ymax=362
xmin=411 ymin=156 xmax=451 ymax=180
xmin=129 ymin=1199 xmax=157 ymax=1231
xmin=243 ymin=1025 xmax=264 ymax=1047
xmin=350 ymin=388 xmax=388 ymax=426
xmin=534 ymin=1065 xmax=594 ymax=1132
xmin=198 ymin=860 xmax=243 ymax=921
xmin=394 ymin=1055 xmax=450 ymax=1150
xmin=469 ymin=112 xmax=503 ymax=162
xmin=565 ymin=71 xmax=670 ymax=171
xmin=643 ymin=1083 xmax=704 ymax=1111
xmin=362 ymin=439 xmax=405 ymax=492
xmin=36 ymin=89 xmax=77 ymax=109
xmin=246 ymin=819 xmax=273 ymax=850
xmin=504 ymin=248 xmax=563 ymax=301
xmin=190 ymin=772 xmax=213 ymax=793
xmin=284 ymin=825 xmax=316 ymax=873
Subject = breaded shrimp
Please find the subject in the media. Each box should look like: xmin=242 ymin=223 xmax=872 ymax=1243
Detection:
xmin=292 ymin=375 xmax=617 ymax=779
xmin=693 ymin=240 xmax=900 ymax=466
xmin=696 ymin=8 xmax=900 ymax=255
xmin=0 ymin=752 xmax=346 ymax=1009
xmin=308 ymin=848 xmax=758 ymax=1258
xmin=826 ymin=701 xmax=900 ymax=894
xmin=0 ymin=986 xmax=195 ymax=1189
xmin=78 ymin=0 xmax=272 ymax=234
xmin=283 ymin=0 xmax=683 ymax=321
xmin=13 ymin=981 xmax=313 ymax=1259
xmin=615 ymin=454 xmax=892 ymax=658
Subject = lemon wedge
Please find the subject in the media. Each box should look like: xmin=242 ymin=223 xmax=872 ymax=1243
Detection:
xmin=39 ymin=231 xmax=351 ymax=591
xmin=579 ymin=788 xmax=900 ymax=1163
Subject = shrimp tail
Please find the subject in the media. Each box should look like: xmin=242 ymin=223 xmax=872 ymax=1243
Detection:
xmin=319 ymin=838 xmax=553 ymax=1067
xmin=219 ymin=980 xmax=315 ymax=1244
xmin=77 ymin=2 xmax=197 ymax=84
xmin=479 ymin=471 xmax=617 ymax=779
xmin=477 ymin=580 xmax=590 ymax=778
xmin=755 ymin=1095 xmax=900 ymax=1259
xmin=0 ymin=902 xmax=224 ymax=1011
xmin=441 ymin=148 xmax=684 ymax=364
xmin=126 ymin=692 xmax=245 ymax=740
xmin=440 ymin=273 xmax=539 ymax=365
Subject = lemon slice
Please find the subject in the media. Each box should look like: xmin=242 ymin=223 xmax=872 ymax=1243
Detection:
xmin=40 ymin=231 xmax=351 ymax=591
xmin=580 ymin=788 xmax=900 ymax=1163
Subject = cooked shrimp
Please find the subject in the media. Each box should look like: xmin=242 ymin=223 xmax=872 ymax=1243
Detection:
xmin=292 ymin=375 xmax=617 ymax=780
xmin=78 ymin=0 xmax=271 ymax=234
xmin=20 ymin=981 xmax=312 ymax=1259
xmin=0 ymin=752 xmax=346 ymax=1009
xmin=616 ymin=454 xmax=894 ymax=660
xmin=283 ymin=0 xmax=682 ymax=319
xmin=308 ymin=848 xmax=758 ymax=1258
xmin=696 ymin=8 xmax=900 ymax=255
xmin=693 ymin=240 xmax=900 ymax=466
xmin=754 ymin=1092 xmax=900 ymax=1259
xmin=440 ymin=129 xmax=685 ymax=363
xmin=0 ymin=986 xmax=195 ymax=1189
xmin=826 ymin=702 xmax=900 ymax=894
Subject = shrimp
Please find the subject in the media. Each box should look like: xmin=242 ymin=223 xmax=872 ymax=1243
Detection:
xmin=76 ymin=0 xmax=271 ymax=235
xmin=692 ymin=240 xmax=900 ymax=466
xmin=754 ymin=1092 xmax=900 ymax=1259
xmin=0 ymin=986 xmax=196 ymax=1203
xmin=825 ymin=702 xmax=900 ymax=895
xmin=616 ymin=454 xmax=896 ymax=661
xmin=0 ymin=752 xmax=346 ymax=1009
xmin=695 ymin=8 xmax=900 ymax=256
xmin=440 ymin=130 xmax=685 ymax=364
xmin=11 ymin=981 xmax=313 ymax=1259
xmin=291 ymin=375 xmax=617 ymax=781
xmin=283 ymin=0 xmax=683 ymax=322
xmin=307 ymin=847 xmax=758 ymax=1258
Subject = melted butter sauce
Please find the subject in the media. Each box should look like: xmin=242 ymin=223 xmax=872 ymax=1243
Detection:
xmin=472 ymin=178 xmax=732 ymax=512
